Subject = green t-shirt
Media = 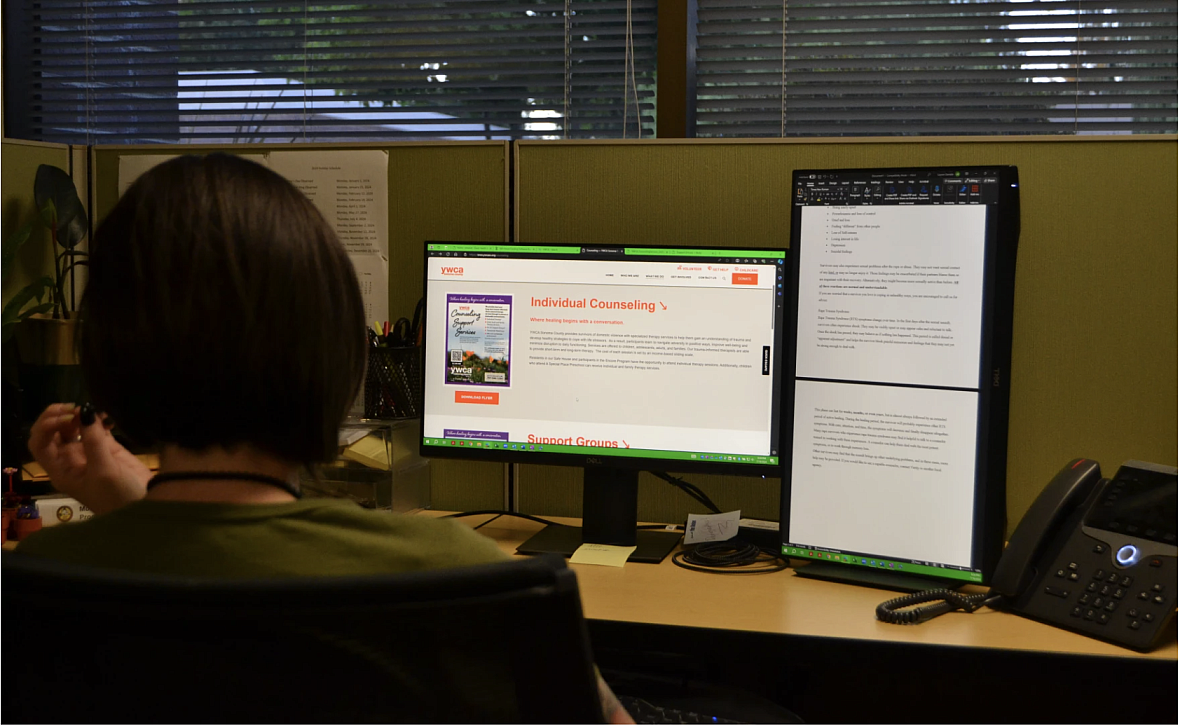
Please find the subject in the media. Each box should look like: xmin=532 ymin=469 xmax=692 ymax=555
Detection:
xmin=16 ymin=499 xmax=508 ymax=578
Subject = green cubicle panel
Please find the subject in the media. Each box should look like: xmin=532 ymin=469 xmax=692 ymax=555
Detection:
xmin=514 ymin=137 xmax=1179 ymax=537
xmin=90 ymin=142 xmax=510 ymax=512
xmin=2 ymin=139 xmax=73 ymax=310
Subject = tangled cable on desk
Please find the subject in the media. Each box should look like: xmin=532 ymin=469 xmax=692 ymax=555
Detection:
xmin=671 ymin=539 xmax=790 ymax=574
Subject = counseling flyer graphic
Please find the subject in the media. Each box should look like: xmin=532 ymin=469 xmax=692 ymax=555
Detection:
xmin=445 ymin=293 xmax=512 ymax=387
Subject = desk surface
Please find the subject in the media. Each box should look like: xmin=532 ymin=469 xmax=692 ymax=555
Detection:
xmin=431 ymin=511 xmax=1178 ymax=662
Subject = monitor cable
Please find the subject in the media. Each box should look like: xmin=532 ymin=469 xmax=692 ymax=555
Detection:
xmin=650 ymin=472 xmax=722 ymax=514
xmin=671 ymin=539 xmax=790 ymax=575
xmin=875 ymin=589 xmax=1002 ymax=624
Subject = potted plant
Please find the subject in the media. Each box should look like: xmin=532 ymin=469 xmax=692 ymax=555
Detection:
xmin=2 ymin=164 xmax=89 ymax=445
xmin=2 ymin=163 xmax=90 ymax=346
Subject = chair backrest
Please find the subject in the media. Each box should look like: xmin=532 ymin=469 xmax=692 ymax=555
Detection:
xmin=1 ymin=552 xmax=605 ymax=724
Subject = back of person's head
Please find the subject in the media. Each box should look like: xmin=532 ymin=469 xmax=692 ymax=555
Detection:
xmin=80 ymin=153 xmax=366 ymax=465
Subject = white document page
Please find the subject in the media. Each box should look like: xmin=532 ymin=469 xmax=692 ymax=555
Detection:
xmin=788 ymin=380 xmax=978 ymax=567
xmin=795 ymin=205 xmax=987 ymax=389
xmin=268 ymin=150 xmax=389 ymax=259
xmin=789 ymin=203 xmax=989 ymax=567
xmin=117 ymin=153 xmax=268 ymax=197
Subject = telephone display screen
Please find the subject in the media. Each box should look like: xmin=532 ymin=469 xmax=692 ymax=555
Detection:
xmin=1085 ymin=468 xmax=1178 ymax=546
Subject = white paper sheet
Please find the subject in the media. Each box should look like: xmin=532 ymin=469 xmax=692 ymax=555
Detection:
xmin=349 ymin=252 xmax=390 ymax=327
xmin=267 ymin=150 xmax=389 ymax=259
xmin=684 ymin=510 xmax=741 ymax=545
xmin=117 ymin=153 xmax=268 ymax=197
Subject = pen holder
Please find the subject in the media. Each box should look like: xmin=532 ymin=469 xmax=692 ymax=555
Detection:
xmin=365 ymin=345 xmax=422 ymax=420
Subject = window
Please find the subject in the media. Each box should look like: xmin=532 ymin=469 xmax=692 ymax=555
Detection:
xmin=11 ymin=0 xmax=657 ymax=144
xmin=693 ymin=0 xmax=1178 ymax=136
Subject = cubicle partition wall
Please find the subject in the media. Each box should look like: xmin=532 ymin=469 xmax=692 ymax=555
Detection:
xmin=88 ymin=142 xmax=512 ymax=511
xmin=7 ymin=137 xmax=1174 ymax=531
xmin=513 ymin=137 xmax=1179 ymax=537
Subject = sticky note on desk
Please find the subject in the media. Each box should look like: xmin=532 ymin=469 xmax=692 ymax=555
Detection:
xmin=684 ymin=510 xmax=741 ymax=545
xmin=570 ymin=543 xmax=636 ymax=567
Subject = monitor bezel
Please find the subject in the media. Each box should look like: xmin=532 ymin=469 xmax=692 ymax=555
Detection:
xmin=779 ymin=165 xmax=1020 ymax=586
xmin=417 ymin=240 xmax=790 ymax=479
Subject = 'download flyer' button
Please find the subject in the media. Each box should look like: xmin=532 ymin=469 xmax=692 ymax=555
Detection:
xmin=455 ymin=391 xmax=500 ymax=405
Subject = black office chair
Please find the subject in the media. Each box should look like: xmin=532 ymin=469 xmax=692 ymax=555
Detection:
xmin=1 ymin=552 xmax=604 ymax=724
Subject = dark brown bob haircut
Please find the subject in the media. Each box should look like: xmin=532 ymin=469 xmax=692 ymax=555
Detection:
xmin=80 ymin=153 xmax=366 ymax=464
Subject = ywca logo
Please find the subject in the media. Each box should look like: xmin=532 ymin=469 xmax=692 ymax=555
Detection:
xmin=440 ymin=266 xmax=465 ymax=276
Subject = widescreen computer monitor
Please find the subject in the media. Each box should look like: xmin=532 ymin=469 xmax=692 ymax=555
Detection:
xmin=782 ymin=166 xmax=1020 ymax=590
xmin=420 ymin=242 xmax=788 ymax=563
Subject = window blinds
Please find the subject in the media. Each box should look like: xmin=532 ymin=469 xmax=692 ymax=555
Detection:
xmin=21 ymin=0 xmax=657 ymax=144
xmin=694 ymin=0 xmax=1178 ymax=136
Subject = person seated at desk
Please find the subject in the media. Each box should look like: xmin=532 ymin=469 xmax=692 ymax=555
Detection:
xmin=18 ymin=153 xmax=633 ymax=723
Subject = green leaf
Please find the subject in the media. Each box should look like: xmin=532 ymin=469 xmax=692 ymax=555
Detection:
xmin=1 ymin=276 xmax=54 ymax=326
xmin=38 ymin=198 xmax=57 ymax=230
xmin=21 ymin=302 xmax=54 ymax=318
xmin=34 ymin=165 xmax=88 ymax=249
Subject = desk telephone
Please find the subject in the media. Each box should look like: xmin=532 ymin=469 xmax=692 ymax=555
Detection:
xmin=878 ymin=459 xmax=1177 ymax=652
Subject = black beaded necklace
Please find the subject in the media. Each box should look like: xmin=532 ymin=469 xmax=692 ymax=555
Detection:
xmin=146 ymin=471 xmax=302 ymax=499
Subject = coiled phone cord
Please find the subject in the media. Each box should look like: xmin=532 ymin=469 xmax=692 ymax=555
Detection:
xmin=875 ymin=590 xmax=1003 ymax=624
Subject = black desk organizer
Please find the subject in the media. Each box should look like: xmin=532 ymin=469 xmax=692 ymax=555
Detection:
xmin=365 ymin=345 xmax=422 ymax=419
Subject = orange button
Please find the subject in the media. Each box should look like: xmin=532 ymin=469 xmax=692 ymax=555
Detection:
xmin=455 ymin=390 xmax=500 ymax=405
xmin=732 ymin=272 xmax=758 ymax=285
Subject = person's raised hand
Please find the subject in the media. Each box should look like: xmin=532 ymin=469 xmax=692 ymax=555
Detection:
xmin=27 ymin=403 xmax=151 ymax=515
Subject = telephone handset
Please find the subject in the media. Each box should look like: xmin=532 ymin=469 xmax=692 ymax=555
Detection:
xmin=877 ymin=459 xmax=1178 ymax=652
xmin=989 ymin=458 xmax=1104 ymax=599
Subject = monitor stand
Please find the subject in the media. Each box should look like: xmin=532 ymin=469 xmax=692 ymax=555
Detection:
xmin=793 ymin=561 xmax=963 ymax=593
xmin=515 ymin=467 xmax=682 ymax=564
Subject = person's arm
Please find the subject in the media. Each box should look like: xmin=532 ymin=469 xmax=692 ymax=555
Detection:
xmin=598 ymin=675 xmax=635 ymax=724
xmin=26 ymin=403 xmax=152 ymax=515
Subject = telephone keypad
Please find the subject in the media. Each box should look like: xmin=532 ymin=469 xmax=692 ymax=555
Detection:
xmin=1015 ymin=463 xmax=1176 ymax=652
xmin=1029 ymin=537 xmax=1175 ymax=651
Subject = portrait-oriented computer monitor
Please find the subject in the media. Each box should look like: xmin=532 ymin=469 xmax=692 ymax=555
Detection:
xmin=421 ymin=243 xmax=788 ymax=563
xmin=782 ymin=166 xmax=1020 ymax=590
